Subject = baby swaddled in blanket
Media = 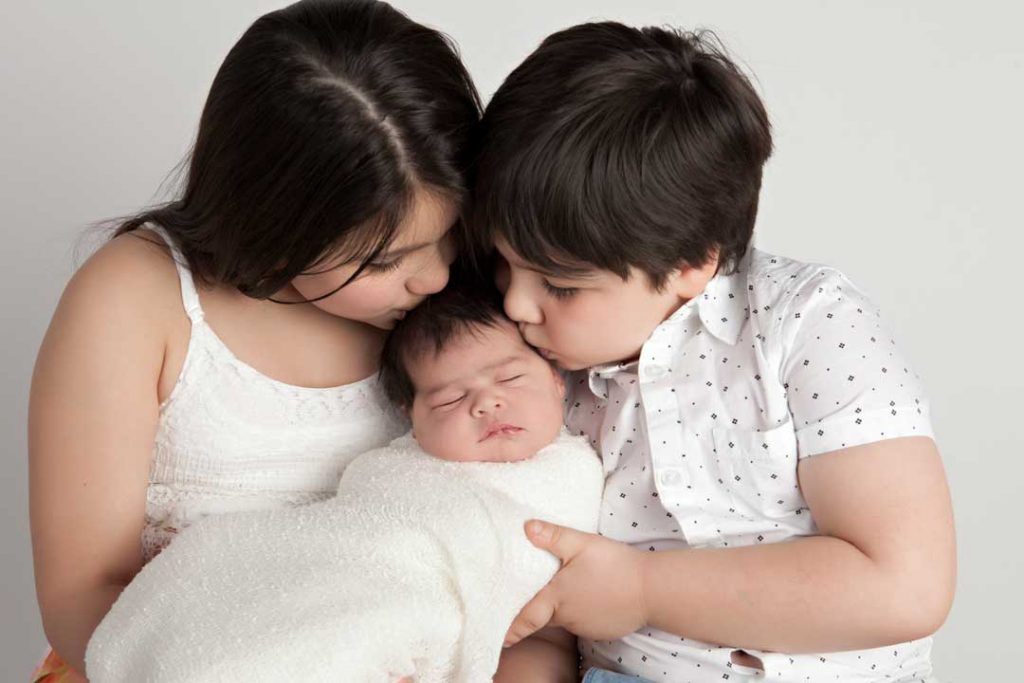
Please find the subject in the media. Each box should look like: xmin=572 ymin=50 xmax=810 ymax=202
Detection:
xmin=85 ymin=286 xmax=604 ymax=683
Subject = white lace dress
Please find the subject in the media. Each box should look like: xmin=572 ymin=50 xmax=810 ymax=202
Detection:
xmin=141 ymin=227 xmax=408 ymax=562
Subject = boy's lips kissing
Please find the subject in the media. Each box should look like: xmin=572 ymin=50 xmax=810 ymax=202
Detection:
xmin=480 ymin=423 xmax=524 ymax=441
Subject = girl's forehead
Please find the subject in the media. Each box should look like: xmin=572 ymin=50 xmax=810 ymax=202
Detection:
xmin=325 ymin=190 xmax=458 ymax=266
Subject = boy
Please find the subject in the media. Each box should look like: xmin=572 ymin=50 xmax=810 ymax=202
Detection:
xmin=85 ymin=287 xmax=602 ymax=683
xmin=472 ymin=22 xmax=955 ymax=683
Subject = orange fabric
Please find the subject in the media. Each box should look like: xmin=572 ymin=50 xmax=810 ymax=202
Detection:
xmin=30 ymin=649 xmax=88 ymax=683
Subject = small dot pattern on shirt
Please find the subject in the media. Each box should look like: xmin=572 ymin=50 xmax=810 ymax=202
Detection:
xmin=568 ymin=249 xmax=936 ymax=683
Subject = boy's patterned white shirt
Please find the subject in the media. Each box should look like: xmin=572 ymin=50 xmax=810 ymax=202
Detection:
xmin=567 ymin=249 xmax=937 ymax=682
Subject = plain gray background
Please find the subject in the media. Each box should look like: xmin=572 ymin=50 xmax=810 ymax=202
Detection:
xmin=2 ymin=1 xmax=1021 ymax=679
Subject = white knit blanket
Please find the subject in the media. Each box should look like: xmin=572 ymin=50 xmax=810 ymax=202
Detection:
xmin=85 ymin=430 xmax=603 ymax=682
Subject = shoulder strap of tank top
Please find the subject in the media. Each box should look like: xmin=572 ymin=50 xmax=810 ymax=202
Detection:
xmin=147 ymin=225 xmax=205 ymax=323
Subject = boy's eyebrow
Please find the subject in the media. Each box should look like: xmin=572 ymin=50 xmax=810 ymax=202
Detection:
xmin=499 ymin=247 xmax=599 ymax=281
xmin=522 ymin=262 xmax=599 ymax=280
xmin=421 ymin=354 xmax=525 ymax=399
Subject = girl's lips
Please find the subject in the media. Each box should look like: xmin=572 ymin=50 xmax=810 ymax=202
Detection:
xmin=480 ymin=424 xmax=524 ymax=441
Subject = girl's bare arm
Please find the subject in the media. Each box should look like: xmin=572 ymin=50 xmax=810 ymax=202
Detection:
xmin=30 ymin=236 xmax=175 ymax=674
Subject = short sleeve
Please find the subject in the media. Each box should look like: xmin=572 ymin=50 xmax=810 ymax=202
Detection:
xmin=776 ymin=269 xmax=933 ymax=458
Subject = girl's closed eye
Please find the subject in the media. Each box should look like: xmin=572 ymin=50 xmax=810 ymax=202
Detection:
xmin=542 ymin=280 xmax=577 ymax=299
xmin=366 ymin=256 xmax=405 ymax=274
xmin=499 ymin=374 xmax=524 ymax=384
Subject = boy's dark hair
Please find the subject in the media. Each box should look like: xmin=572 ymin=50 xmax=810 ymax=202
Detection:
xmin=469 ymin=23 xmax=772 ymax=286
xmin=379 ymin=277 xmax=508 ymax=408
xmin=115 ymin=0 xmax=481 ymax=300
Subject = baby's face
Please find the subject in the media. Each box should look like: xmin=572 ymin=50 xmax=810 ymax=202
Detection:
xmin=408 ymin=319 xmax=565 ymax=462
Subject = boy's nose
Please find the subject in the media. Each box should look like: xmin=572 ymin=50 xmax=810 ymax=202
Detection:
xmin=502 ymin=282 xmax=543 ymax=326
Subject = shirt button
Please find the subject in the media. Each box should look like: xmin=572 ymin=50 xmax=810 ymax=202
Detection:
xmin=644 ymin=364 xmax=667 ymax=380
xmin=659 ymin=469 xmax=682 ymax=487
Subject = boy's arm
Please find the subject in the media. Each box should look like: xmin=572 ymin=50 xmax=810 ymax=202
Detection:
xmin=506 ymin=436 xmax=955 ymax=654
xmin=641 ymin=435 xmax=955 ymax=652
xmin=493 ymin=626 xmax=578 ymax=683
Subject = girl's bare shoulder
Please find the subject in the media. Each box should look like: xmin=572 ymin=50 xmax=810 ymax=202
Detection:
xmin=60 ymin=228 xmax=186 ymax=324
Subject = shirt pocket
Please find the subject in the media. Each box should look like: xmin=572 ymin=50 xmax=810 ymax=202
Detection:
xmin=712 ymin=422 xmax=806 ymax=519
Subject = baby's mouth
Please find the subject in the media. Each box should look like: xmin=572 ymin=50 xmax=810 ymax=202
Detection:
xmin=480 ymin=423 xmax=524 ymax=441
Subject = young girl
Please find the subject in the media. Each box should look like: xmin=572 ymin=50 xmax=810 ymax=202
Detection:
xmin=28 ymin=1 xmax=483 ymax=680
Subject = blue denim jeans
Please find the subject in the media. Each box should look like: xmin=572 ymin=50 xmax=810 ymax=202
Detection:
xmin=581 ymin=669 xmax=654 ymax=683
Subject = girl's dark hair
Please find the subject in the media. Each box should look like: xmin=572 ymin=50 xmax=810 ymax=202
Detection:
xmin=116 ymin=0 xmax=481 ymax=299
xmin=379 ymin=272 xmax=507 ymax=408
xmin=470 ymin=23 xmax=772 ymax=287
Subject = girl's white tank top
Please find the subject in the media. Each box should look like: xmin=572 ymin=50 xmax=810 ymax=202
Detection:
xmin=140 ymin=227 xmax=408 ymax=562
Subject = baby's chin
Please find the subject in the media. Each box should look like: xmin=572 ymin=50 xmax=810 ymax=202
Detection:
xmin=442 ymin=439 xmax=536 ymax=464
xmin=430 ymin=433 xmax=548 ymax=463
xmin=477 ymin=428 xmax=563 ymax=463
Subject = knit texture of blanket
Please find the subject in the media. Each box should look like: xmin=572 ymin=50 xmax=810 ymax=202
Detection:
xmin=85 ymin=429 xmax=603 ymax=682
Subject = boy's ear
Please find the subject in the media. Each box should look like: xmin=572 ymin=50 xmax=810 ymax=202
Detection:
xmin=669 ymin=249 xmax=720 ymax=300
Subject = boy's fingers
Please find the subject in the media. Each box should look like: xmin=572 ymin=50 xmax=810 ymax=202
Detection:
xmin=503 ymin=590 xmax=556 ymax=648
xmin=525 ymin=519 xmax=589 ymax=562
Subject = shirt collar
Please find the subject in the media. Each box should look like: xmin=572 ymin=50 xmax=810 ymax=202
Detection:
xmin=693 ymin=250 xmax=751 ymax=346
xmin=586 ymin=359 xmax=636 ymax=399
xmin=584 ymin=251 xmax=753 ymax=398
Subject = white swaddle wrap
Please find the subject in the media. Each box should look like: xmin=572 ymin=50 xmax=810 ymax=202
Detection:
xmin=86 ymin=429 xmax=603 ymax=683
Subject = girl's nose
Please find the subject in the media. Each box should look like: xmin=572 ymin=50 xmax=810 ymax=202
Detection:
xmin=406 ymin=253 xmax=450 ymax=296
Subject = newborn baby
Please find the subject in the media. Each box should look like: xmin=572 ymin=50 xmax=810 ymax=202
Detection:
xmin=85 ymin=286 xmax=603 ymax=683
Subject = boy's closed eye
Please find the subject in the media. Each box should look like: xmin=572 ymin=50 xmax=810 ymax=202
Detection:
xmin=542 ymin=280 xmax=578 ymax=299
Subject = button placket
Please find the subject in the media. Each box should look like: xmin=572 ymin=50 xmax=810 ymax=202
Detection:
xmin=643 ymin=381 xmax=716 ymax=545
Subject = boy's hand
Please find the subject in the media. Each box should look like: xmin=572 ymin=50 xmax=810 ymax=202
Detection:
xmin=503 ymin=520 xmax=649 ymax=648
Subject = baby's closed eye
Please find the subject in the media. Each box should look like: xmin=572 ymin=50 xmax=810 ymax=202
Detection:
xmin=432 ymin=395 xmax=465 ymax=410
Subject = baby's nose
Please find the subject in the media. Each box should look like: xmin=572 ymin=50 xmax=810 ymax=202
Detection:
xmin=472 ymin=395 xmax=504 ymax=416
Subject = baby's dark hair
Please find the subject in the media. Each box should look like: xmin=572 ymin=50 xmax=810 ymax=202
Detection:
xmin=470 ymin=22 xmax=772 ymax=286
xmin=379 ymin=279 xmax=508 ymax=408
